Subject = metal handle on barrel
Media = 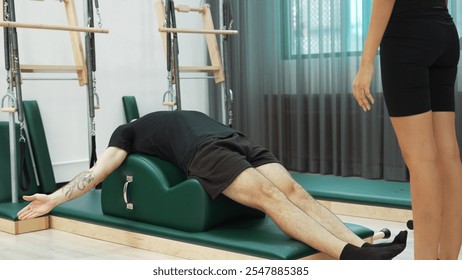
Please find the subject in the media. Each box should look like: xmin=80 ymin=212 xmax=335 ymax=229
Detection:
xmin=123 ymin=175 xmax=134 ymax=210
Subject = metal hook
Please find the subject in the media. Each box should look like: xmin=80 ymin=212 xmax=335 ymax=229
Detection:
xmin=94 ymin=92 xmax=100 ymax=110
xmin=92 ymin=74 xmax=100 ymax=109
xmin=19 ymin=121 xmax=26 ymax=143
xmin=162 ymin=88 xmax=175 ymax=105
xmin=1 ymin=93 xmax=16 ymax=113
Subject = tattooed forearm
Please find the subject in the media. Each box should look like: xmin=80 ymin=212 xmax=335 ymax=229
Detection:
xmin=62 ymin=171 xmax=96 ymax=199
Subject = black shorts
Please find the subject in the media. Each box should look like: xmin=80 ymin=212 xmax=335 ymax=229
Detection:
xmin=380 ymin=8 xmax=460 ymax=117
xmin=187 ymin=133 xmax=280 ymax=199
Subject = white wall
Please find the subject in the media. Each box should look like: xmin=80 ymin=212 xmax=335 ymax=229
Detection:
xmin=0 ymin=0 xmax=211 ymax=183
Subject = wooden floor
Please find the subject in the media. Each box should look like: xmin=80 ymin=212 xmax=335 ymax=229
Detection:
xmin=0 ymin=226 xmax=182 ymax=260
xmin=3 ymin=215 xmax=459 ymax=260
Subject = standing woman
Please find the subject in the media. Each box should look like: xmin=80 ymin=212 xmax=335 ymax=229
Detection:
xmin=353 ymin=0 xmax=462 ymax=259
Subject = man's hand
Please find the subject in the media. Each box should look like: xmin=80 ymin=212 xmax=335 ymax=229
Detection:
xmin=17 ymin=194 xmax=56 ymax=221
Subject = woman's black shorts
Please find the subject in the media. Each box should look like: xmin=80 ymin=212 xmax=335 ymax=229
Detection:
xmin=380 ymin=8 xmax=460 ymax=117
xmin=187 ymin=133 xmax=280 ymax=199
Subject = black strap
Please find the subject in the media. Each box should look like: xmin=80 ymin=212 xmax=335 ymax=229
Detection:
xmin=3 ymin=1 xmax=10 ymax=71
xmin=223 ymin=0 xmax=233 ymax=32
xmin=223 ymin=0 xmax=234 ymax=127
xmin=87 ymin=0 xmax=97 ymax=172
xmin=90 ymin=134 xmax=97 ymax=168
xmin=87 ymin=0 xmax=96 ymax=71
xmin=6 ymin=0 xmax=29 ymax=191
xmin=167 ymin=0 xmax=181 ymax=110
xmin=18 ymin=139 xmax=30 ymax=192
xmin=165 ymin=0 xmax=173 ymax=72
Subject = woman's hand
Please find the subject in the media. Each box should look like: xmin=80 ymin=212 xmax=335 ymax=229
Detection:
xmin=353 ymin=63 xmax=376 ymax=112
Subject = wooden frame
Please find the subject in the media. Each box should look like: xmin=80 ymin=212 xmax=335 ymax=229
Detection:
xmin=63 ymin=0 xmax=88 ymax=86
xmin=0 ymin=214 xmax=336 ymax=259
xmin=49 ymin=216 xmax=336 ymax=260
xmin=318 ymin=200 xmax=413 ymax=223
xmin=0 ymin=216 xmax=49 ymax=235
xmin=155 ymin=0 xmax=238 ymax=84
xmin=0 ymin=210 xmax=384 ymax=259
xmin=0 ymin=21 xmax=109 ymax=33
xmin=0 ymin=0 xmax=106 ymax=86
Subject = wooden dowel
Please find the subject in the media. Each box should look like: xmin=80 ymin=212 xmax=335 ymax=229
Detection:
xmin=21 ymin=64 xmax=84 ymax=73
xmin=21 ymin=77 xmax=80 ymax=81
xmin=179 ymin=66 xmax=221 ymax=72
xmin=175 ymin=5 xmax=204 ymax=13
xmin=159 ymin=27 xmax=238 ymax=35
xmin=1 ymin=108 xmax=17 ymax=113
xmin=162 ymin=102 xmax=176 ymax=107
xmin=0 ymin=21 xmax=109 ymax=34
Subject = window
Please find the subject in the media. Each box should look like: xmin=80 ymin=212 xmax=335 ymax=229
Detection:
xmin=284 ymin=0 xmax=366 ymax=57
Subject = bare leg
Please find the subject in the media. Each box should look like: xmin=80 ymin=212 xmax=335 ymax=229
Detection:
xmin=433 ymin=112 xmax=462 ymax=259
xmin=390 ymin=111 xmax=443 ymax=259
xmin=255 ymin=163 xmax=366 ymax=247
xmin=223 ymin=167 xmax=405 ymax=260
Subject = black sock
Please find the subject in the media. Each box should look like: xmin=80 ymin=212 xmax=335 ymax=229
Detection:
xmin=340 ymin=243 xmax=405 ymax=260
xmin=362 ymin=230 xmax=408 ymax=248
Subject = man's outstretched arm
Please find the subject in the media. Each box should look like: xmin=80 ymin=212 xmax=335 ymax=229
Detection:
xmin=17 ymin=147 xmax=128 ymax=220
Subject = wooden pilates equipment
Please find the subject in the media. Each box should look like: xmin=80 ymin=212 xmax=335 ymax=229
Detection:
xmin=158 ymin=26 xmax=237 ymax=35
xmin=0 ymin=20 xmax=109 ymax=33
xmin=155 ymin=0 xmax=238 ymax=108
xmin=0 ymin=0 xmax=106 ymax=86
xmin=156 ymin=0 xmax=236 ymax=84
xmin=1 ymin=0 xmax=106 ymax=201
xmin=0 ymin=0 xmax=106 ymax=114
xmin=0 ymin=213 xmax=388 ymax=259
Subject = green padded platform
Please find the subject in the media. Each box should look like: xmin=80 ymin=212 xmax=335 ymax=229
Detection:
xmin=0 ymin=202 xmax=29 ymax=221
xmin=52 ymin=190 xmax=374 ymax=260
xmin=22 ymin=100 xmax=57 ymax=194
xmin=0 ymin=122 xmax=39 ymax=203
xmin=102 ymin=154 xmax=264 ymax=232
xmin=122 ymin=96 xmax=140 ymax=123
xmin=291 ymin=173 xmax=411 ymax=209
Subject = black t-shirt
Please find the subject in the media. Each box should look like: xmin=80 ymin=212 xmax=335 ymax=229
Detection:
xmin=108 ymin=110 xmax=240 ymax=173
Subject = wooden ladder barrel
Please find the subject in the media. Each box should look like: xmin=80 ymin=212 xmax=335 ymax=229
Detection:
xmin=0 ymin=0 xmax=109 ymax=86
xmin=155 ymin=1 xmax=238 ymax=86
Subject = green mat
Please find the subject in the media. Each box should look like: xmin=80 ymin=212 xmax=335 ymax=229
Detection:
xmin=51 ymin=190 xmax=374 ymax=260
xmin=0 ymin=202 xmax=29 ymax=221
xmin=292 ymin=173 xmax=411 ymax=209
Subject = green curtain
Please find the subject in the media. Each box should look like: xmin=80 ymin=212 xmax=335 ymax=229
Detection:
xmin=209 ymin=0 xmax=462 ymax=181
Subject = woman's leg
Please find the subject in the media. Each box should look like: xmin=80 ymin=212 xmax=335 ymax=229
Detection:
xmin=390 ymin=111 xmax=443 ymax=259
xmin=432 ymin=112 xmax=462 ymax=259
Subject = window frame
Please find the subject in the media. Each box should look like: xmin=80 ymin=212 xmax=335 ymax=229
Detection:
xmin=282 ymin=0 xmax=367 ymax=60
